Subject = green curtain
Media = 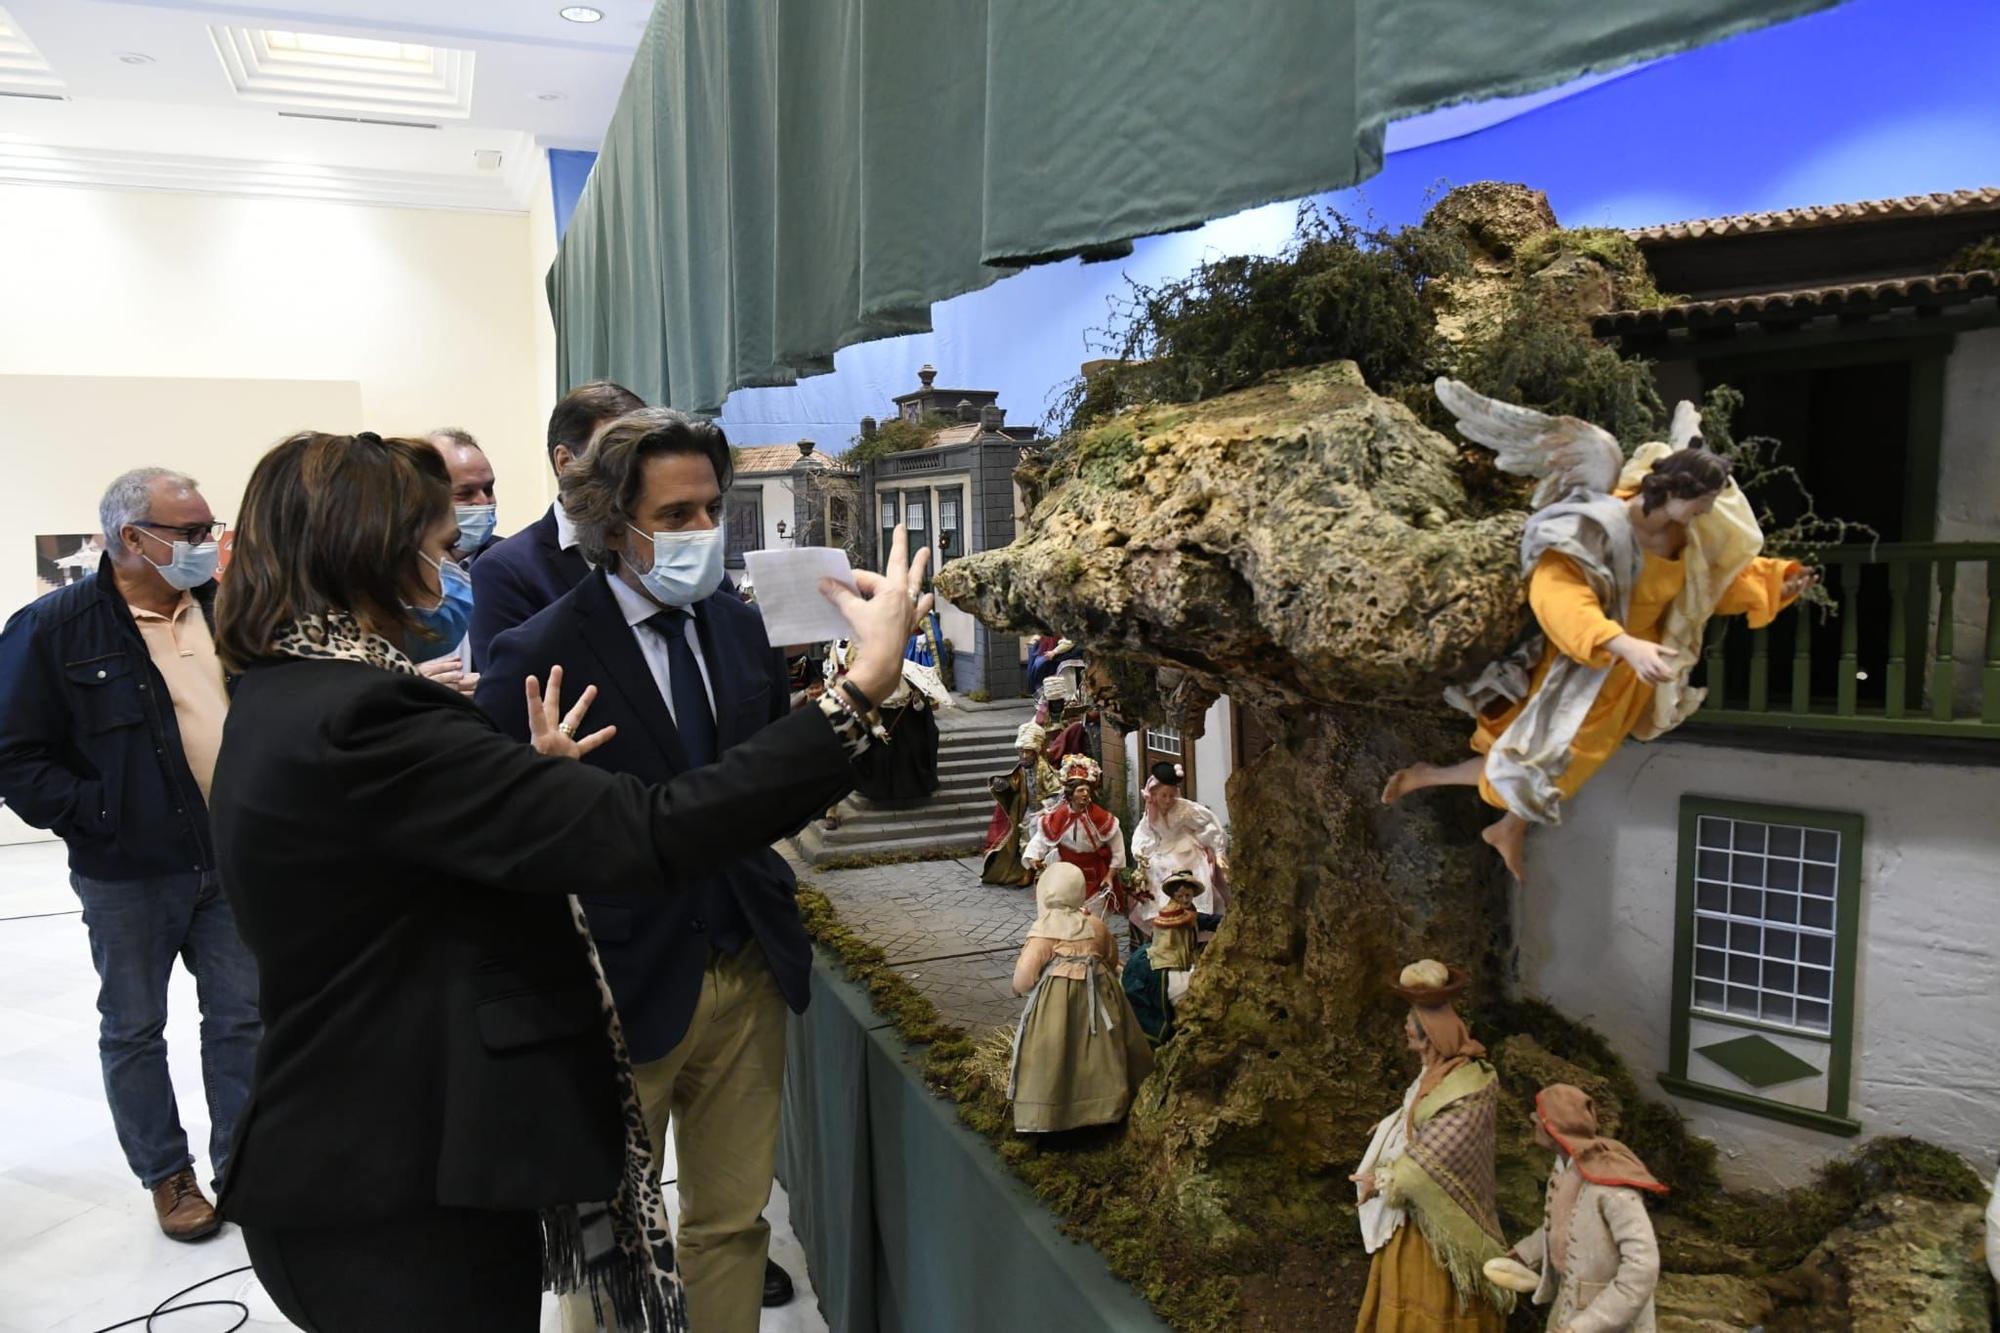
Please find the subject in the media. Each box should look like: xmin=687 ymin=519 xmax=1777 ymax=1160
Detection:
xmin=552 ymin=0 xmax=1845 ymax=414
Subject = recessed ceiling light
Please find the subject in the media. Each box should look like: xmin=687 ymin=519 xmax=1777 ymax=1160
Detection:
xmin=116 ymin=51 xmax=155 ymax=65
xmin=558 ymin=6 xmax=604 ymax=22
xmin=535 ymin=91 xmax=566 ymax=101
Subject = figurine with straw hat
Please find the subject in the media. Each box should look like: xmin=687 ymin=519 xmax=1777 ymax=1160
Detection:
xmin=1351 ymin=960 xmax=1512 ymax=1330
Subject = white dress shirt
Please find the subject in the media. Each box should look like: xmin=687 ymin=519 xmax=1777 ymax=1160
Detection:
xmin=552 ymin=500 xmax=584 ymax=556
xmin=605 ymin=572 xmax=717 ymax=723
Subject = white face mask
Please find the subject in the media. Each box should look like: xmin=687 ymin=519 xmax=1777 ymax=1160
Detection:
xmin=133 ymin=528 xmax=221 ymax=590
xmin=625 ymin=523 xmax=725 ymax=607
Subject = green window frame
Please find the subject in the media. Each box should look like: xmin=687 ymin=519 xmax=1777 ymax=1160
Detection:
xmin=1660 ymin=795 xmax=1863 ymax=1137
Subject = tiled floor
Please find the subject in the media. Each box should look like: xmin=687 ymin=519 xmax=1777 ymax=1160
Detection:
xmin=803 ymin=854 xmax=1048 ymax=1033
xmin=0 ymin=839 xmax=828 ymax=1333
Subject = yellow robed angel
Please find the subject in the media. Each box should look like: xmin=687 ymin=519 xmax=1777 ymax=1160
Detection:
xmin=1384 ymin=379 xmax=1817 ymax=879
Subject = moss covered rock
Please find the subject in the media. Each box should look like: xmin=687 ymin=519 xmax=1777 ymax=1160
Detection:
xmin=1655 ymin=1272 xmax=1775 ymax=1331
xmin=1767 ymin=1193 xmax=1996 ymax=1332
xmin=937 ymin=361 xmax=1526 ymax=712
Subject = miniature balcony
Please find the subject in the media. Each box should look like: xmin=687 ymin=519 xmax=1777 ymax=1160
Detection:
xmin=1691 ymin=541 xmax=2000 ymax=741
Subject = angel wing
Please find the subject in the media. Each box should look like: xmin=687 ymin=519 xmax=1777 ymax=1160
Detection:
xmin=1434 ymin=377 xmax=1624 ymax=507
xmin=1666 ymin=399 xmax=1703 ymax=452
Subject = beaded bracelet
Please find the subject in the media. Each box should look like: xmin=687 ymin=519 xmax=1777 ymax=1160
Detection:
xmin=832 ymin=678 xmax=891 ymax=746
xmin=815 ymin=691 xmax=874 ymax=759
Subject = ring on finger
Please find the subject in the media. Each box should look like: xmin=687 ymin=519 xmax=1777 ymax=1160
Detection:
xmin=558 ymin=722 xmax=576 ymax=738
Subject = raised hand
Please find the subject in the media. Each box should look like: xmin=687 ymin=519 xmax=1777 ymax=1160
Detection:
xmin=525 ymin=664 xmax=617 ymax=760
xmin=817 ymin=523 xmax=934 ymax=706
xmin=1783 ymin=566 xmax=1821 ymax=601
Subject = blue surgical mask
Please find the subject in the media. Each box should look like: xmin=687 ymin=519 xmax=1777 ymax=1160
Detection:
xmin=626 ymin=523 xmax=725 ymax=607
xmin=134 ymin=528 xmax=221 ymax=591
xmin=403 ymin=553 xmax=474 ymax=663
xmin=453 ymin=504 xmax=497 ymax=553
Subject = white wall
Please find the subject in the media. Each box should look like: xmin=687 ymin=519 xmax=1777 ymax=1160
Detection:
xmin=0 ymin=170 xmax=560 ymax=846
xmin=1517 ymin=738 xmax=2000 ymax=1190
xmin=0 ymin=180 xmax=558 ymax=543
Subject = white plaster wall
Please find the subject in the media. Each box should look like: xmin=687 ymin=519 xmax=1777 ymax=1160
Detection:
xmin=1517 ymin=737 xmax=2000 ymax=1191
xmin=1193 ymin=696 xmax=1234 ymax=828
xmin=1935 ymin=329 xmax=2000 ymax=712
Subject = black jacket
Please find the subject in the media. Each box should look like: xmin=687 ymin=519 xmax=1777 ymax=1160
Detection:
xmin=209 ymin=658 xmax=855 ymax=1226
xmin=467 ymin=507 xmax=589 ymax=667
xmin=0 ymin=556 xmax=223 ymax=880
xmin=476 ymin=569 xmax=805 ymax=1062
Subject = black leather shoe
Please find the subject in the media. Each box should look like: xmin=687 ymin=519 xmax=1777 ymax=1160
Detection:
xmin=763 ymin=1257 xmax=795 ymax=1308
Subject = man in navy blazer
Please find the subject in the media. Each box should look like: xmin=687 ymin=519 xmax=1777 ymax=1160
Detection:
xmin=467 ymin=379 xmax=643 ymax=665
xmin=476 ymin=408 xmax=800 ymax=1330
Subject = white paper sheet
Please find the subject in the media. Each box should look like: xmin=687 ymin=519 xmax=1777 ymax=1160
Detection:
xmin=744 ymin=546 xmax=858 ymax=648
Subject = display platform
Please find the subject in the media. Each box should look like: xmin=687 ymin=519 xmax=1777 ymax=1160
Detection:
xmin=777 ymin=951 xmax=1167 ymax=1333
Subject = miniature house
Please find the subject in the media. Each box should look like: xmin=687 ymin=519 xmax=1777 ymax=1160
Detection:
xmin=854 ymin=365 xmax=1046 ymax=698
xmin=1124 ymin=188 xmax=2000 ymax=1189
xmin=726 ymin=441 xmax=858 ymax=574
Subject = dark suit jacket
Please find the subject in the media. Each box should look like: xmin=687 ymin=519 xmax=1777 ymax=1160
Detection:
xmin=468 ymin=507 xmax=589 ymax=667
xmin=210 ymin=658 xmax=854 ymax=1226
xmin=476 ymin=569 xmax=807 ymax=1063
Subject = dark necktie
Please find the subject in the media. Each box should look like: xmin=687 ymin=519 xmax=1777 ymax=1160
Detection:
xmin=644 ymin=609 xmax=717 ymax=767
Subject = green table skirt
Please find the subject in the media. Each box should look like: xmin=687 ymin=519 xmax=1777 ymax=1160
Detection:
xmin=777 ymin=951 xmax=1169 ymax=1332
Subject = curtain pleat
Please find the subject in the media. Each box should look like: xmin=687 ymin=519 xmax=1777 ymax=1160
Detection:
xmin=552 ymin=0 xmax=1846 ymax=414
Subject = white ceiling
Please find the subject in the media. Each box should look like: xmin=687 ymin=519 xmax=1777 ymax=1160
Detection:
xmin=0 ymin=0 xmax=647 ymax=211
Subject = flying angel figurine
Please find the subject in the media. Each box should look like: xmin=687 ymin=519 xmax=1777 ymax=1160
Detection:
xmin=1383 ymin=379 xmax=1817 ymax=880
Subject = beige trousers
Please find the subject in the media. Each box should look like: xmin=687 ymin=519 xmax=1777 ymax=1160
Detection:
xmin=561 ymin=941 xmax=789 ymax=1333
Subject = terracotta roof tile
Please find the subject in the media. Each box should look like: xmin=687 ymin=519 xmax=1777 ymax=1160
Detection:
xmin=1625 ymin=188 xmax=2000 ymax=245
xmin=1597 ymin=269 xmax=1999 ymax=332
xmin=733 ymin=444 xmax=844 ymax=474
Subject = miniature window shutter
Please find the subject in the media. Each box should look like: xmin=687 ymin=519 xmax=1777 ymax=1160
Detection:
xmin=1661 ymin=796 xmax=1864 ymax=1136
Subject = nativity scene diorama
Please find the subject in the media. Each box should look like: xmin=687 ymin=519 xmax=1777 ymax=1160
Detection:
xmin=801 ymin=179 xmax=2000 ymax=1332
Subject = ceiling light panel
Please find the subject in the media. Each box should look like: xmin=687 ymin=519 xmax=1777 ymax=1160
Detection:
xmin=0 ymin=6 xmax=64 ymax=94
xmin=210 ymin=26 xmax=475 ymax=121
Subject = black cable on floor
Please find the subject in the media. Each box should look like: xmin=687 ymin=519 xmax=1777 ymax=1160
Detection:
xmin=85 ymin=1263 xmax=252 ymax=1333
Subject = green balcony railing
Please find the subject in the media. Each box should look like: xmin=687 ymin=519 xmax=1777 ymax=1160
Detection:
xmin=1692 ymin=542 xmax=2000 ymax=740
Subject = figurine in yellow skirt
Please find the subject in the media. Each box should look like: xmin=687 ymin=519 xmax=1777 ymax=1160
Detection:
xmin=1384 ymin=380 xmax=1817 ymax=879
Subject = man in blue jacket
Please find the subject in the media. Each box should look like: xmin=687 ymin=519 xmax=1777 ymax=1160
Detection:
xmin=478 ymin=409 xmax=802 ymax=1327
xmin=0 ymin=468 xmax=260 ymax=1242
xmin=466 ymin=379 xmax=643 ymax=665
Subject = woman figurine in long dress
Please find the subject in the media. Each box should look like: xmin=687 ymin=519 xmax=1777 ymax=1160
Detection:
xmin=1006 ymin=863 xmax=1154 ymax=1133
xmin=1129 ymin=761 xmax=1229 ymax=933
xmin=1350 ymin=960 xmax=1512 ymax=1332
xmin=1384 ymin=380 xmax=1817 ymax=880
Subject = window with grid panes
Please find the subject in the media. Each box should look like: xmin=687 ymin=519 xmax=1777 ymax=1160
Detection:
xmin=1664 ymin=797 xmax=1863 ymax=1137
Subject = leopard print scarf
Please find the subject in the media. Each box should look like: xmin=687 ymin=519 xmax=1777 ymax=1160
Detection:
xmin=272 ymin=614 xmax=689 ymax=1331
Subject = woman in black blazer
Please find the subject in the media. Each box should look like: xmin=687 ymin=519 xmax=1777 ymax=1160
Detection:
xmin=207 ymin=430 xmax=928 ymax=1333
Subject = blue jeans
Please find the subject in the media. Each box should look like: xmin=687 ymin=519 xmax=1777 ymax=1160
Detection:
xmin=70 ymin=870 xmax=262 ymax=1190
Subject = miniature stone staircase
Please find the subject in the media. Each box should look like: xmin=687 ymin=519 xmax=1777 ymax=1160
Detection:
xmin=789 ymin=701 xmax=1036 ymax=865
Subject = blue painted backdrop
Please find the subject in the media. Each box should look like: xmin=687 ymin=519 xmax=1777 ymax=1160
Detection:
xmin=572 ymin=0 xmax=1998 ymax=450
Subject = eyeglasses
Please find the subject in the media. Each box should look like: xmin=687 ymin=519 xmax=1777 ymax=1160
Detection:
xmin=137 ymin=520 xmax=227 ymax=545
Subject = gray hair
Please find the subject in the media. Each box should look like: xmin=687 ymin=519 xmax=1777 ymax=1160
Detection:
xmin=100 ymin=468 xmax=198 ymax=557
xmin=559 ymin=407 xmax=732 ymax=567
xmin=427 ymin=427 xmax=480 ymax=451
